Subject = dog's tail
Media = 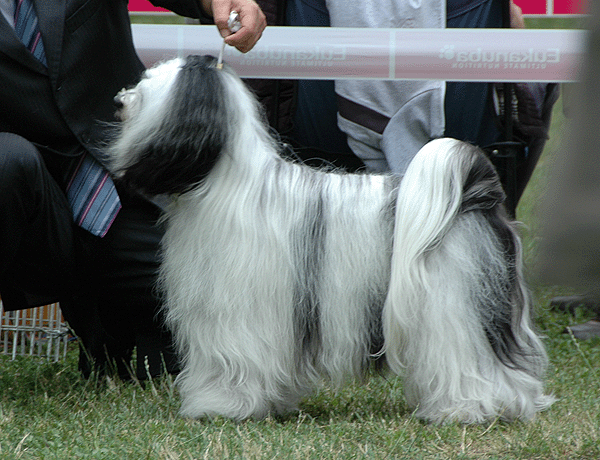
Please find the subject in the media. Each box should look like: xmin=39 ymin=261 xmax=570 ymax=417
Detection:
xmin=382 ymin=138 xmax=553 ymax=424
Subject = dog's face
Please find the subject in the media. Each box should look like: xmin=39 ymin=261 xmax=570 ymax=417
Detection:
xmin=108 ymin=55 xmax=234 ymax=196
xmin=114 ymin=58 xmax=184 ymax=123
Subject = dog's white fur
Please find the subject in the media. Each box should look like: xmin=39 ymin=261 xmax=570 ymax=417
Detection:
xmin=108 ymin=56 xmax=553 ymax=424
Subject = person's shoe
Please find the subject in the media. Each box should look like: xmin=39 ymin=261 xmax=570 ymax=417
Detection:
xmin=550 ymin=295 xmax=600 ymax=315
xmin=563 ymin=318 xmax=600 ymax=340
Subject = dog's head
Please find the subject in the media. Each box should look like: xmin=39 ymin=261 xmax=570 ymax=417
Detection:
xmin=108 ymin=55 xmax=253 ymax=196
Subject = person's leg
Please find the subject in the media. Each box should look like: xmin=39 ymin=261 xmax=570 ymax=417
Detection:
xmin=0 ymin=133 xmax=75 ymax=296
xmin=0 ymin=133 xmax=133 ymax=376
xmin=445 ymin=0 xmax=503 ymax=148
xmin=90 ymin=191 xmax=178 ymax=379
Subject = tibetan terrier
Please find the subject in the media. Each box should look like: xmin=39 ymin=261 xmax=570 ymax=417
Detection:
xmin=108 ymin=55 xmax=553 ymax=424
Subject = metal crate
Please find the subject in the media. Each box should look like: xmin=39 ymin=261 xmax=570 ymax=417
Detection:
xmin=0 ymin=301 xmax=70 ymax=361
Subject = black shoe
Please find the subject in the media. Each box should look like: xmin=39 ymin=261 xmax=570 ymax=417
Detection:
xmin=550 ymin=295 xmax=600 ymax=315
xmin=563 ymin=318 xmax=600 ymax=340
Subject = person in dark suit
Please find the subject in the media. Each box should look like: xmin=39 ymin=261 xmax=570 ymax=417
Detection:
xmin=0 ymin=0 xmax=266 ymax=379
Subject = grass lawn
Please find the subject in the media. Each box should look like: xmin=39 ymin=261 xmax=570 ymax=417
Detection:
xmin=1 ymin=17 xmax=598 ymax=460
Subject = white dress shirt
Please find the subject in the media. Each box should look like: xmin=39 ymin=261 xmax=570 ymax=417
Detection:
xmin=1 ymin=0 xmax=15 ymax=28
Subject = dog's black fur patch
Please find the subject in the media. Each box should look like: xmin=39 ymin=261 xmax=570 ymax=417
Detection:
xmin=120 ymin=55 xmax=227 ymax=195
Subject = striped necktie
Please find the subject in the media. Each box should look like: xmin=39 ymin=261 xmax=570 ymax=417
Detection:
xmin=14 ymin=0 xmax=121 ymax=237
xmin=13 ymin=0 xmax=45 ymax=63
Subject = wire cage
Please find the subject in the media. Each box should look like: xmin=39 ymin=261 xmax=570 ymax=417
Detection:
xmin=0 ymin=301 xmax=70 ymax=362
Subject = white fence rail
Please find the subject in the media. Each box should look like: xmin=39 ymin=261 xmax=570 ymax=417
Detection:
xmin=133 ymin=25 xmax=587 ymax=82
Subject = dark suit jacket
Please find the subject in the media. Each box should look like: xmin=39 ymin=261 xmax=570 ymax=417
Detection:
xmin=0 ymin=0 xmax=203 ymax=161
xmin=0 ymin=0 xmax=202 ymax=310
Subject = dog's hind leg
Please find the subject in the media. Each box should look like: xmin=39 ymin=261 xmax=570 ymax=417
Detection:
xmin=382 ymin=138 xmax=553 ymax=424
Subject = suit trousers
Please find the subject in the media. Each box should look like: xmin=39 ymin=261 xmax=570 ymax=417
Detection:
xmin=0 ymin=132 xmax=177 ymax=379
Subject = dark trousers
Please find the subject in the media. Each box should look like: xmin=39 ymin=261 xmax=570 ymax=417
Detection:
xmin=0 ymin=132 xmax=177 ymax=379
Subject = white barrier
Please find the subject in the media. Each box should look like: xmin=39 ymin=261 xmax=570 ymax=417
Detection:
xmin=133 ymin=25 xmax=587 ymax=82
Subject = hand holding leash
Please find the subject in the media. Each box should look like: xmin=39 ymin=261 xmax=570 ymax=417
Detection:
xmin=217 ymin=11 xmax=241 ymax=68
xmin=210 ymin=0 xmax=266 ymax=53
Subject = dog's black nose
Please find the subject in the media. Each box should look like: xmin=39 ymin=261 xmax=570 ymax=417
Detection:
xmin=114 ymin=95 xmax=124 ymax=109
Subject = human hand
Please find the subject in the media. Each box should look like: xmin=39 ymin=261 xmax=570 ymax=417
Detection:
xmin=203 ymin=0 xmax=266 ymax=53
xmin=509 ymin=0 xmax=525 ymax=29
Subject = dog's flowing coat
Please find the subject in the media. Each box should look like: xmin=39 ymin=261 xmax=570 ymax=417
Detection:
xmin=109 ymin=55 xmax=553 ymax=424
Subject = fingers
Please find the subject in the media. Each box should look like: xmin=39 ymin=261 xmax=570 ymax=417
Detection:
xmin=212 ymin=0 xmax=266 ymax=53
xmin=509 ymin=0 xmax=526 ymax=29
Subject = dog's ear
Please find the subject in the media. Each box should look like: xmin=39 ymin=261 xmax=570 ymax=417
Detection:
xmin=121 ymin=60 xmax=228 ymax=196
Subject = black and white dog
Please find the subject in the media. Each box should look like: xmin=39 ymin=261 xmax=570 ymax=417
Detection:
xmin=108 ymin=55 xmax=553 ymax=424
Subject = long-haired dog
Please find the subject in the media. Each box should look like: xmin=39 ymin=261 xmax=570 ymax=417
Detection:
xmin=108 ymin=55 xmax=553 ymax=424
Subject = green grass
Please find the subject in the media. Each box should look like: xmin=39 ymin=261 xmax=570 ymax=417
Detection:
xmin=2 ymin=16 xmax=598 ymax=460
xmin=2 ymin=90 xmax=599 ymax=460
